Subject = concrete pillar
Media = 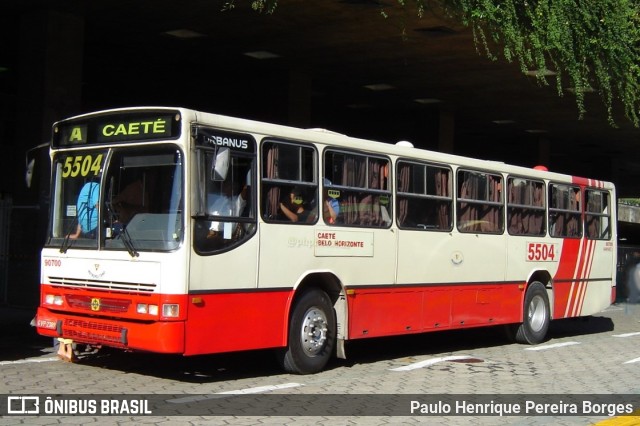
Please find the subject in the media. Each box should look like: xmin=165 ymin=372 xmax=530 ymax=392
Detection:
xmin=14 ymin=10 xmax=84 ymax=201
xmin=19 ymin=10 xmax=84 ymax=144
xmin=4 ymin=10 xmax=84 ymax=306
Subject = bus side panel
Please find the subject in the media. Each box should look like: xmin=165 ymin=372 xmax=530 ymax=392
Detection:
xmin=423 ymin=288 xmax=452 ymax=329
xmin=453 ymin=285 xmax=521 ymax=326
xmin=347 ymin=283 xmax=524 ymax=339
xmin=552 ymin=238 xmax=590 ymax=319
xmin=552 ymin=237 xmax=615 ymax=319
xmin=183 ymin=290 xmax=292 ymax=355
xmin=580 ymin=240 xmax=616 ymax=315
xmin=346 ymin=288 xmax=424 ymax=337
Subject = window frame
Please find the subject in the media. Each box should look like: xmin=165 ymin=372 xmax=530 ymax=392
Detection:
xmin=548 ymin=183 xmax=582 ymax=239
xmin=192 ymin=126 xmax=257 ymax=255
xmin=584 ymin=188 xmax=612 ymax=240
xmin=323 ymin=148 xmax=392 ymax=228
xmin=260 ymin=139 xmax=318 ymax=225
xmin=396 ymin=159 xmax=453 ymax=232
xmin=456 ymin=168 xmax=505 ymax=234
xmin=506 ymin=175 xmax=546 ymax=237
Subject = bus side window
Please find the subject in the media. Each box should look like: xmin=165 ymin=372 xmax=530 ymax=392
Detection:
xmin=457 ymin=170 xmax=504 ymax=234
xmin=585 ymin=189 xmax=611 ymax=240
xmin=507 ymin=177 xmax=545 ymax=236
xmin=397 ymin=161 xmax=452 ymax=231
xmin=194 ymin=146 xmax=255 ymax=254
xmin=261 ymin=140 xmax=317 ymax=224
xmin=324 ymin=151 xmax=391 ymax=228
xmin=549 ymin=184 xmax=581 ymax=238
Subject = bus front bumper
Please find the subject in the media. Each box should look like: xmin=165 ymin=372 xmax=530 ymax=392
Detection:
xmin=35 ymin=307 xmax=185 ymax=354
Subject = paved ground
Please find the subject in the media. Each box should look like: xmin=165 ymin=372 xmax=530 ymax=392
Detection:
xmin=1 ymin=303 xmax=639 ymax=425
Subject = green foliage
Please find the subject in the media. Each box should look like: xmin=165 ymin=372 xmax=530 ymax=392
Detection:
xmin=402 ymin=0 xmax=640 ymax=127
xmin=223 ymin=0 xmax=278 ymax=14
xmin=228 ymin=0 xmax=640 ymax=127
xmin=620 ymin=198 xmax=640 ymax=207
xmin=455 ymin=0 xmax=639 ymax=126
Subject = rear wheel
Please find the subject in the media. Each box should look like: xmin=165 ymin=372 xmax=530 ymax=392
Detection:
xmin=278 ymin=289 xmax=336 ymax=374
xmin=513 ymin=281 xmax=550 ymax=344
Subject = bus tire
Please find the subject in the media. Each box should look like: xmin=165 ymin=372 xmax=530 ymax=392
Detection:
xmin=514 ymin=281 xmax=550 ymax=344
xmin=278 ymin=289 xmax=336 ymax=374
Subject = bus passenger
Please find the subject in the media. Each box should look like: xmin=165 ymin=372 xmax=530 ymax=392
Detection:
xmin=68 ymin=181 xmax=100 ymax=239
xmin=113 ymin=178 xmax=148 ymax=224
xmin=324 ymin=197 xmax=340 ymax=224
xmin=280 ymin=187 xmax=310 ymax=222
xmin=207 ymin=180 xmax=248 ymax=239
xmin=323 ymin=178 xmax=340 ymax=224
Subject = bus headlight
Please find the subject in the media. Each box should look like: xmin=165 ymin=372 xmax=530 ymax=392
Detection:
xmin=163 ymin=304 xmax=179 ymax=318
xmin=137 ymin=303 xmax=159 ymax=316
xmin=45 ymin=294 xmax=63 ymax=306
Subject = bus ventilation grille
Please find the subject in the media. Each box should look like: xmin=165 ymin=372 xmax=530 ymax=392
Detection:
xmin=48 ymin=276 xmax=156 ymax=293
xmin=63 ymin=318 xmax=126 ymax=348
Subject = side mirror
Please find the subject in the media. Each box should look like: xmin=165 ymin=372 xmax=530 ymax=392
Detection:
xmin=25 ymin=158 xmax=35 ymax=188
xmin=211 ymin=148 xmax=230 ymax=181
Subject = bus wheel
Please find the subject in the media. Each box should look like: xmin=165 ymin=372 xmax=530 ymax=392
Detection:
xmin=514 ymin=281 xmax=550 ymax=344
xmin=278 ymin=289 xmax=336 ymax=374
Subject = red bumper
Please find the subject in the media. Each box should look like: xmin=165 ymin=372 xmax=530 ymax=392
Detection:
xmin=36 ymin=307 xmax=185 ymax=353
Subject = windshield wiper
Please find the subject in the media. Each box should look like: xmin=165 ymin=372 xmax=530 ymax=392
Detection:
xmin=105 ymin=200 xmax=138 ymax=258
xmin=59 ymin=226 xmax=75 ymax=254
xmin=60 ymin=207 xmax=81 ymax=254
xmin=120 ymin=226 xmax=139 ymax=258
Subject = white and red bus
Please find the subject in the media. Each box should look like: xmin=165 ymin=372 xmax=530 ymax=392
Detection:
xmin=36 ymin=107 xmax=616 ymax=374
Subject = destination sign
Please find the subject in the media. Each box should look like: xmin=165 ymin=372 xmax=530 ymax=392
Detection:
xmin=53 ymin=111 xmax=181 ymax=147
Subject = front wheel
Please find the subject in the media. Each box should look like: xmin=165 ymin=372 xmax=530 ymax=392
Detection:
xmin=512 ymin=281 xmax=550 ymax=344
xmin=278 ymin=289 xmax=336 ymax=374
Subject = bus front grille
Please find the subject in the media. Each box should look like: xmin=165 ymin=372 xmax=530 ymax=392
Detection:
xmin=63 ymin=318 xmax=127 ymax=348
xmin=48 ymin=276 xmax=156 ymax=293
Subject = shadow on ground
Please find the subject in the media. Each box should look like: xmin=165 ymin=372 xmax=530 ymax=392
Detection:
xmin=0 ymin=306 xmax=52 ymax=362
xmin=0 ymin=304 xmax=621 ymax=383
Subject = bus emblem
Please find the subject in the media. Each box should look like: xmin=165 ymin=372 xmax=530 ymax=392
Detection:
xmin=90 ymin=298 xmax=101 ymax=311
xmin=88 ymin=263 xmax=106 ymax=279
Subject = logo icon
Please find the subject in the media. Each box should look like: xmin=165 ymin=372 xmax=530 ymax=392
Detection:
xmin=7 ymin=396 xmax=39 ymax=414
xmin=90 ymin=298 xmax=101 ymax=311
xmin=88 ymin=263 xmax=106 ymax=279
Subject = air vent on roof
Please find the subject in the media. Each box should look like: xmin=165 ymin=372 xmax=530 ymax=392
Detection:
xmin=307 ymin=128 xmax=344 ymax=136
xmin=396 ymin=141 xmax=414 ymax=148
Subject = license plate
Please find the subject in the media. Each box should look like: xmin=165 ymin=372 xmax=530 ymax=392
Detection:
xmin=37 ymin=318 xmax=57 ymax=330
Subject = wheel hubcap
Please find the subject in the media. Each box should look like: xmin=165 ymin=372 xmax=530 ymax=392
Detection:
xmin=528 ymin=295 xmax=547 ymax=332
xmin=300 ymin=307 xmax=328 ymax=356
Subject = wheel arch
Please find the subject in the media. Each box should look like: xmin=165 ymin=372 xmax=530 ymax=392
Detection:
xmin=286 ymin=271 xmax=347 ymax=358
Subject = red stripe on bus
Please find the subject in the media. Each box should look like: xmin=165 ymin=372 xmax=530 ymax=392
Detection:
xmin=570 ymin=238 xmax=591 ymax=317
xmin=553 ymin=238 xmax=581 ymax=319
xmin=577 ymin=239 xmax=597 ymax=315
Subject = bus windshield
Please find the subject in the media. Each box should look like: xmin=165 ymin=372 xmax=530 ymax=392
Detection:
xmin=48 ymin=146 xmax=184 ymax=252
